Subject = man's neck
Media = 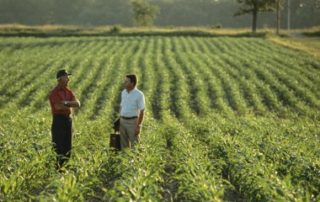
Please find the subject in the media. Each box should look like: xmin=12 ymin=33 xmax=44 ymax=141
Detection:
xmin=126 ymin=87 xmax=135 ymax=93
xmin=57 ymin=83 xmax=66 ymax=89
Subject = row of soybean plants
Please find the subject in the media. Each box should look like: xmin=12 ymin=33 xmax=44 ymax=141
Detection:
xmin=172 ymin=36 xmax=318 ymax=197
xmin=251 ymin=39 xmax=320 ymax=100
xmin=203 ymin=37 xmax=319 ymax=118
xmin=172 ymin=37 xmax=213 ymax=117
xmin=97 ymin=119 xmax=168 ymax=201
xmin=141 ymin=37 xmax=227 ymax=200
xmin=0 ymin=37 xmax=120 ymax=200
xmin=0 ymin=38 xmax=75 ymax=200
xmin=37 ymin=36 xmax=170 ymax=200
xmin=159 ymin=116 xmax=228 ymax=201
xmin=185 ymin=38 xmax=235 ymax=115
xmin=238 ymin=38 xmax=320 ymax=117
xmin=98 ymin=117 xmax=228 ymax=201
xmin=138 ymin=36 xmax=210 ymax=119
xmin=101 ymin=37 xmax=168 ymax=201
xmin=158 ymin=37 xmax=232 ymax=118
xmin=113 ymin=37 xmax=229 ymax=200
xmin=206 ymin=38 xmax=292 ymax=116
xmin=166 ymin=36 xmax=254 ymax=117
xmin=0 ymin=38 xmax=70 ymax=109
xmin=158 ymin=36 xmax=272 ymax=200
xmin=143 ymin=36 xmax=236 ymax=119
xmin=0 ymin=38 xmax=108 ymax=200
xmin=34 ymin=38 xmax=107 ymax=112
xmin=147 ymin=37 xmax=173 ymax=120
xmin=45 ymin=38 xmax=174 ymax=201
xmin=36 ymin=37 xmax=123 ymax=201
xmin=3 ymin=36 xmax=212 ymax=200
xmin=245 ymin=118 xmax=320 ymax=201
xmin=127 ymin=36 xmax=316 ymax=199
xmin=0 ymin=107 xmax=56 ymax=201
xmin=254 ymin=38 xmax=320 ymax=93
xmin=182 ymin=114 xmax=320 ymax=201
xmin=163 ymin=37 xmax=193 ymax=119
xmin=205 ymin=38 xmax=287 ymax=116
xmin=143 ymin=37 xmax=233 ymax=200
xmin=0 ymin=37 xmax=100 ymax=111
xmin=38 ymin=37 xmax=151 ymax=201
xmin=159 ymin=36 xmax=317 ymax=199
xmin=38 ymin=63 xmax=172 ymax=201
xmin=177 ymin=37 xmax=254 ymax=116
xmin=91 ymin=38 xmax=170 ymax=201
xmin=178 ymin=37 xmax=243 ymax=116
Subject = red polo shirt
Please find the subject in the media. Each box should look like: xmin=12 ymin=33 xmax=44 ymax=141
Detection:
xmin=49 ymin=86 xmax=75 ymax=116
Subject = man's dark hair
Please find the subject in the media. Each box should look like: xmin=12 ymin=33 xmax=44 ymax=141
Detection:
xmin=126 ymin=74 xmax=137 ymax=87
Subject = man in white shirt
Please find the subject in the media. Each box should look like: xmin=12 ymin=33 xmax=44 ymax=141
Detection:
xmin=119 ymin=74 xmax=145 ymax=149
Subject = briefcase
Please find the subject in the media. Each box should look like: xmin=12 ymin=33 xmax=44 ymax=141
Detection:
xmin=110 ymin=118 xmax=121 ymax=151
xmin=110 ymin=133 xmax=121 ymax=151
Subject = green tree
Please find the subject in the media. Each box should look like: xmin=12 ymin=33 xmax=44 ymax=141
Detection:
xmin=131 ymin=0 xmax=159 ymax=26
xmin=235 ymin=0 xmax=275 ymax=33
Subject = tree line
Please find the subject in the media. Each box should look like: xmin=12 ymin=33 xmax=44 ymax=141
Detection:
xmin=0 ymin=0 xmax=319 ymax=31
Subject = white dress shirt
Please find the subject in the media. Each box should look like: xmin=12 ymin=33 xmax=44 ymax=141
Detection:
xmin=120 ymin=88 xmax=145 ymax=117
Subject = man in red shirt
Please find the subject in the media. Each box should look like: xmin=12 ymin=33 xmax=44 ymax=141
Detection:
xmin=49 ymin=69 xmax=80 ymax=169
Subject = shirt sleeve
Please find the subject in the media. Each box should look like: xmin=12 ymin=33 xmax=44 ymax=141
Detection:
xmin=120 ymin=91 xmax=124 ymax=107
xmin=137 ymin=93 xmax=145 ymax=110
xmin=70 ymin=90 xmax=76 ymax=101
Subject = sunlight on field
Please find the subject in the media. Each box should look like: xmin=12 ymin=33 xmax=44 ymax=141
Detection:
xmin=269 ymin=36 xmax=320 ymax=58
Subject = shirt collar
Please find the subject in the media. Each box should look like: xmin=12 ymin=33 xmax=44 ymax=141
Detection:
xmin=126 ymin=87 xmax=137 ymax=94
xmin=56 ymin=85 xmax=68 ymax=90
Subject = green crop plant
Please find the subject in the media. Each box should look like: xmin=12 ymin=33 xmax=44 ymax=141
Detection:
xmin=0 ymin=36 xmax=319 ymax=201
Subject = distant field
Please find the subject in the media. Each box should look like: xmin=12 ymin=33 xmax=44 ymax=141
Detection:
xmin=0 ymin=24 xmax=268 ymax=38
xmin=0 ymin=36 xmax=319 ymax=201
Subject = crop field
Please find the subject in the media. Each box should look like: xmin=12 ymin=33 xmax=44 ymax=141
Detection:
xmin=0 ymin=36 xmax=319 ymax=201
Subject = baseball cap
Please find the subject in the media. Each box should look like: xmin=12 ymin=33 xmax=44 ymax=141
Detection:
xmin=56 ymin=69 xmax=72 ymax=79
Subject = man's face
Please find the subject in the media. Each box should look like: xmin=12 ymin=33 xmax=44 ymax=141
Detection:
xmin=59 ymin=75 xmax=70 ymax=86
xmin=124 ymin=77 xmax=133 ymax=89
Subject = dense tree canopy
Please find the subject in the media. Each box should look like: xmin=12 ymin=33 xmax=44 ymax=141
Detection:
xmin=131 ymin=0 xmax=159 ymax=26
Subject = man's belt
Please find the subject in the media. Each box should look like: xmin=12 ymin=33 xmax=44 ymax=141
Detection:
xmin=121 ymin=116 xmax=138 ymax=120
xmin=53 ymin=114 xmax=71 ymax=118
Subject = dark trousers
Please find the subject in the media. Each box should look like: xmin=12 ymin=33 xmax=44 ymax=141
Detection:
xmin=51 ymin=115 xmax=72 ymax=168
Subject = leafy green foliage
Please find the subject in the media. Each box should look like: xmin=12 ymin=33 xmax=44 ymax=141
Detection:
xmin=0 ymin=36 xmax=319 ymax=201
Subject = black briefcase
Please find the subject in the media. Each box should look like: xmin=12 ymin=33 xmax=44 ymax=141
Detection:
xmin=109 ymin=133 xmax=121 ymax=151
xmin=110 ymin=118 xmax=121 ymax=150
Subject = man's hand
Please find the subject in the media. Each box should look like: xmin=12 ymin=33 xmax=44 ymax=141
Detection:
xmin=63 ymin=101 xmax=70 ymax=107
xmin=135 ymin=125 xmax=141 ymax=136
xmin=135 ymin=110 xmax=144 ymax=136
xmin=62 ymin=99 xmax=81 ymax=108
